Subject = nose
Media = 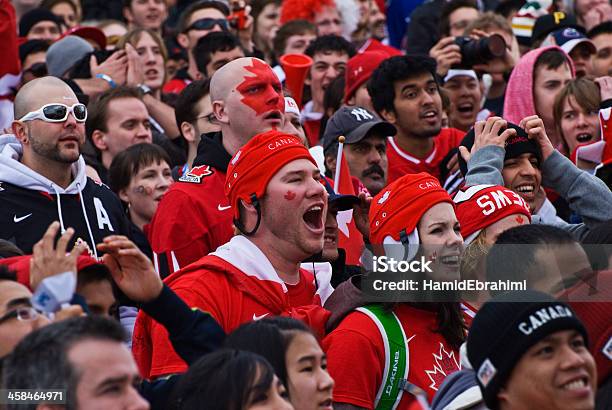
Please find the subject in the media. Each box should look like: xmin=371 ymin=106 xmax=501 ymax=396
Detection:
xmin=136 ymin=123 xmax=152 ymax=140
xmin=518 ymin=159 xmax=537 ymax=177
xmin=325 ymin=66 xmax=339 ymax=80
xmin=64 ymin=112 xmax=78 ymax=128
xmin=420 ymin=89 xmax=435 ymax=106
xmin=157 ymin=174 xmax=172 ymax=191
xmin=576 ymin=112 xmax=589 ymax=128
xmin=318 ymin=368 xmax=335 ymax=392
xmin=367 ymin=148 xmax=382 ymax=164
xmin=326 ymin=211 xmax=338 ymax=230
xmin=446 ymin=228 xmax=464 ymax=248
xmin=265 ymin=85 xmax=281 ymax=106
xmin=144 ymin=49 xmax=156 ymax=64
xmin=559 ymin=344 xmax=589 ymax=370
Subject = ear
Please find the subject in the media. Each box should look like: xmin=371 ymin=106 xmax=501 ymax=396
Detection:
xmin=347 ymin=94 xmax=356 ymax=105
xmin=118 ymin=188 xmax=130 ymax=203
xmin=91 ymin=129 xmax=108 ymax=151
xmin=181 ymin=121 xmax=196 ymax=143
xmin=177 ymin=33 xmax=190 ymax=50
xmin=123 ymin=7 xmax=133 ymax=24
xmin=379 ymin=108 xmax=397 ymax=124
xmin=324 ymin=154 xmax=336 ymax=176
xmin=304 ymin=68 xmax=312 ymax=86
xmin=12 ymin=121 xmax=28 ymax=144
xmin=212 ymin=100 xmax=229 ymax=125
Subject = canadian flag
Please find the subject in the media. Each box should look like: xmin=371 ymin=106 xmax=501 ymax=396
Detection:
xmin=0 ymin=0 xmax=21 ymax=129
xmin=331 ymin=153 xmax=365 ymax=266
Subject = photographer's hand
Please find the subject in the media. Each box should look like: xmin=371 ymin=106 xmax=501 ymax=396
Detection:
xmin=430 ymin=36 xmax=462 ymax=78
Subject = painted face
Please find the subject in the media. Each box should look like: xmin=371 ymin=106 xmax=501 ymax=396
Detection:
xmin=417 ymin=202 xmax=463 ymax=282
xmin=448 ymin=7 xmax=479 ymax=36
xmin=499 ymin=330 xmax=596 ymax=410
xmin=285 ymin=332 xmax=334 ymax=410
xmin=69 ymin=340 xmax=150 ymax=410
xmin=284 ymin=33 xmax=317 ymax=56
xmin=27 ymin=21 xmax=61 ymax=41
xmin=591 ymin=32 xmax=612 ymax=77
xmin=119 ymin=160 xmax=173 ymax=228
xmin=135 ymin=31 xmax=165 ymax=90
xmin=443 ymin=75 xmax=482 ymax=132
xmin=0 ymin=280 xmax=50 ymax=357
xmin=246 ymin=375 xmax=293 ymax=410
xmin=314 ymin=6 xmax=342 ymax=37
xmin=125 ymin=0 xmax=167 ymax=31
xmin=261 ymin=159 xmax=327 ymax=260
xmin=533 ymin=63 xmax=573 ymax=133
xmin=560 ymin=96 xmax=600 ymax=154
xmin=385 ymin=72 xmax=443 ymax=139
xmin=483 ymin=213 xmax=528 ymax=246
xmin=502 ymin=153 xmax=542 ymax=212
xmin=205 ymin=47 xmax=245 ymax=77
xmin=255 ymin=3 xmax=281 ymax=51
xmin=309 ymin=51 xmax=349 ymax=112
xmin=344 ymin=134 xmax=387 ymax=196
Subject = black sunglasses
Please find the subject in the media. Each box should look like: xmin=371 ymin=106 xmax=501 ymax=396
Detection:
xmin=186 ymin=18 xmax=229 ymax=32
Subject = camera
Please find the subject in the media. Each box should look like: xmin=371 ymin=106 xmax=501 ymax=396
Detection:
xmin=453 ymin=34 xmax=506 ymax=68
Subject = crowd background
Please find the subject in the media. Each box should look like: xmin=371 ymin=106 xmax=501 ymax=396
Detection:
xmin=0 ymin=0 xmax=611 ymax=409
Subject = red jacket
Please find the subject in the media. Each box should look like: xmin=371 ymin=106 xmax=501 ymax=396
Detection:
xmin=147 ymin=132 xmax=234 ymax=277
xmin=133 ymin=235 xmax=333 ymax=379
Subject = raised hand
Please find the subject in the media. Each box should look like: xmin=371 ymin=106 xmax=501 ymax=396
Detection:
xmin=519 ymin=115 xmax=554 ymax=161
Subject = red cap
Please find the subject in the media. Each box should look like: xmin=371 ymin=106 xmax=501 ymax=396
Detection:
xmin=344 ymin=50 xmax=392 ymax=104
xmin=225 ymin=130 xmax=316 ymax=220
xmin=454 ymin=185 xmax=531 ymax=244
xmin=369 ymin=172 xmax=453 ymax=244
xmin=60 ymin=26 xmax=107 ymax=50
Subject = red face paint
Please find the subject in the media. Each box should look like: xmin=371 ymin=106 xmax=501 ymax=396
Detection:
xmin=236 ymin=59 xmax=284 ymax=117
xmin=515 ymin=215 xmax=524 ymax=224
xmin=284 ymin=190 xmax=296 ymax=200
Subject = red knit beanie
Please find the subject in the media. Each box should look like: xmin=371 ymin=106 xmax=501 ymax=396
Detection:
xmin=454 ymin=185 xmax=532 ymax=244
xmin=369 ymin=172 xmax=453 ymax=244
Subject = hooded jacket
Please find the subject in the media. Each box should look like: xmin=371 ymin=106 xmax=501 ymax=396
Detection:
xmin=133 ymin=235 xmax=333 ymax=379
xmin=0 ymin=134 xmax=130 ymax=256
xmin=146 ymin=131 xmax=234 ymax=278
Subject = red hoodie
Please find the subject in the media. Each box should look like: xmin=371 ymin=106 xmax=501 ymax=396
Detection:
xmin=133 ymin=235 xmax=333 ymax=379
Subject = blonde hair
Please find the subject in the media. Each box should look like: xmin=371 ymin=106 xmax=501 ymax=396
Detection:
xmin=460 ymin=231 xmax=489 ymax=281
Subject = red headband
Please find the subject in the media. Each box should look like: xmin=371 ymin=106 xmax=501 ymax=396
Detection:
xmin=369 ymin=172 xmax=453 ymax=244
xmin=225 ymin=130 xmax=316 ymax=220
xmin=454 ymin=184 xmax=531 ymax=243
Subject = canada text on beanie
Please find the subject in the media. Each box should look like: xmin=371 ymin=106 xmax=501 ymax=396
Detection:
xmin=467 ymin=290 xmax=588 ymax=409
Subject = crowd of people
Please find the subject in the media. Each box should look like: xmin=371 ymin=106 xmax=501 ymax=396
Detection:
xmin=0 ymin=0 xmax=611 ymax=409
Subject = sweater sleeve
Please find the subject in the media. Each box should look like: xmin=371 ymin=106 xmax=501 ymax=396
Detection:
xmin=463 ymin=146 xmax=505 ymax=186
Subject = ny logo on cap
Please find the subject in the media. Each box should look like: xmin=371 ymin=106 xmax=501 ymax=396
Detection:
xmin=351 ymin=107 xmax=373 ymax=122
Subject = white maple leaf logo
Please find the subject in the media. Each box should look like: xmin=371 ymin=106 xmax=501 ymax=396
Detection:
xmin=425 ymin=343 xmax=460 ymax=391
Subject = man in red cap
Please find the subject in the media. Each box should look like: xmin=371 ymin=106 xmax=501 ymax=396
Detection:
xmin=147 ymin=57 xmax=287 ymax=277
xmin=344 ymin=50 xmax=396 ymax=113
xmin=133 ymin=130 xmax=334 ymax=379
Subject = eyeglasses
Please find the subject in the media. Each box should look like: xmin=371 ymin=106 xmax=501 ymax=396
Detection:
xmin=186 ymin=18 xmax=229 ymax=32
xmin=18 ymin=103 xmax=88 ymax=123
xmin=0 ymin=306 xmax=39 ymax=325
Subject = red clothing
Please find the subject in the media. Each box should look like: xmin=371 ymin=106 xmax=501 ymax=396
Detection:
xmin=323 ymin=304 xmax=462 ymax=409
xmin=147 ymin=165 xmax=234 ymax=277
xmin=133 ymin=236 xmax=333 ymax=379
xmin=303 ymin=118 xmax=322 ymax=147
xmin=162 ymin=77 xmax=190 ymax=94
xmin=386 ymin=128 xmax=464 ymax=183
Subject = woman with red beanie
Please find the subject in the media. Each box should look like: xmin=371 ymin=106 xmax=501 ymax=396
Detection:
xmin=324 ymin=172 xmax=468 ymax=410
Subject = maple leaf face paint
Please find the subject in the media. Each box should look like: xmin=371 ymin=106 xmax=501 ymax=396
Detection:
xmin=235 ymin=59 xmax=285 ymax=130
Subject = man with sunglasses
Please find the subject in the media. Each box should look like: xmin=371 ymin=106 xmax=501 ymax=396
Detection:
xmin=165 ymin=1 xmax=231 ymax=94
xmin=0 ymin=76 xmax=130 ymax=255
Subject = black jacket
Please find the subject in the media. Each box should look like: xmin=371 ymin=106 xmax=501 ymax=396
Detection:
xmin=0 ymin=135 xmax=130 ymax=256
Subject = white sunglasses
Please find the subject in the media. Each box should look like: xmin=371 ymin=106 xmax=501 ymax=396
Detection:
xmin=19 ymin=103 xmax=88 ymax=123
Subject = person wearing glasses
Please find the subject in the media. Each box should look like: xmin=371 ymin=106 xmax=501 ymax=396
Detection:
xmin=165 ymin=1 xmax=231 ymax=94
xmin=0 ymin=76 xmax=131 ymax=255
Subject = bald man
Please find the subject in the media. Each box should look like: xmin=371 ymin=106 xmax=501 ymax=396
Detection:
xmin=148 ymin=57 xmax=286 ymax=276
xmin=0 ymin=77 xmax=130 ymax=255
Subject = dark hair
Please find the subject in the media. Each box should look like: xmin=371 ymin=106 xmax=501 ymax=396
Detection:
xmin=486 ymin=224 xmax=577 ymax=296
xmin=581 ymin=220 xmax=612 ymax=270
xmin=2 ymin=316 xmax=125 ymax=410
xmin=587 ymin=21 xmax=612 ymax=39
xmin=439 ymin=0 xmax=479 ymax=36
xmin=171 ymin=349 xmax=276 ymax=410
xmin=0 ymin=265 xmax=17 ymax=281
xmin=117 ymin=28 xmax=168 ymax=62
xmin=273 ymin=19 xmax=316 ymax=58
xmin=177 ymin=0 xmax=230 ymax=33
xmin=174 ymin=78 xmax=212 ymax=133
xmin=534 ymin=48 xmax=572 ymax=80
xmin=18 ymin=40 xmax=50 ymax=64
xmin=0 ymin=240 xmax=24 ymax=258
xmin=108 ymin=143 xmax=171 ymax=196
xmin=494 ymin=0 xmax=525 ymax=19
xmin=368 ymin=54 xmax=438 ymax=116
xmin=194 ymin=31 xmax=242 ymax=77
xmin=251 ymin=0 xmax=282 ymax=49
xmin=320 ymin=75 xmax=346 ymax=145
xmin=304 ymin=34 xmax=356 ymax=58
xmin=224 ymin=317 xmax=313 ymax=389
xmin=86 ymin=86 xmax=143 ymax=140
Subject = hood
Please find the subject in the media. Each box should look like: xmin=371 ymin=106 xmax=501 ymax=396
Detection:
xmin=192 ymin=131 xmax=232 ymax=171
xmin=0 ymin=134 xmax=88 ymax=194
xmin=503 ymin=46 xmax=574 ymax=124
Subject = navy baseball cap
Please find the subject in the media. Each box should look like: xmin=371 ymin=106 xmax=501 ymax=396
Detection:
xmin=546 ymin=27 xmax=596 ymax=55
xmin=322 ymin=106 xmax=396 ymax=152
xmin=323 ymin=177 xmax=359 ymax=212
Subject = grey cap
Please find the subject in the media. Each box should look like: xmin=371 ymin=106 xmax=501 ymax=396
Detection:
xmin=322 ymin=106 xmax=396 ymax=152
xmin=46 ymin=35 xmax=94 ymax=78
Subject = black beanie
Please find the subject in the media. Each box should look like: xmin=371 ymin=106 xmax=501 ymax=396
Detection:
xmin=19 ymin=8 xmax=61 ymax=38
xmin=458 ymin=122 xmax=542 ymax=176
xmin=467 ymin=290 xmax=588 ymax=409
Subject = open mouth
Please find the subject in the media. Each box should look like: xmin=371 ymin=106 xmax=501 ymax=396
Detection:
xmin=303 ymin=204 xmax=324 ymax=232
xmin=576 ymin=133 xmax=593 ymax=143
xmin=457 ymin=102 xmax=474 ymax=114
xmin=324 ymin=234 xmax=337 ymax=246
xmin=318 ymin=398 xmax=333 ymax=409
xmin=264 ymin=111 xmax=283 ymax=123
xmin=562 ymin=378 xmax=588 ymax=390
xmin=440 ymin=254 xmax=460 ymax=266
xmin=145 ymin=69 xmax=159 ymax=77
xmin=420 ymin=109 xmax=438 ymax=120
xmin=515 ymin=184 xmax=535 ymax=195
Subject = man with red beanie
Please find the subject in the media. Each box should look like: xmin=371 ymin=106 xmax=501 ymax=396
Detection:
xmin=344 ymin=50 xmax=397 ymax=113
xmin=147 ymin=57 xmax=287 ymax=277
xmin=133 ymin=130 xmax=334 ymax=379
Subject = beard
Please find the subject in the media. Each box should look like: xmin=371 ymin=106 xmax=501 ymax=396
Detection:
xmin=28 ymin=127 xmax=81 ymax=164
